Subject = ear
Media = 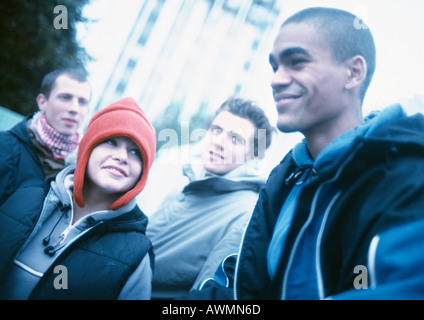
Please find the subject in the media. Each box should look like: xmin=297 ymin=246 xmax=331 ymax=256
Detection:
xmin=345 ymin=55 xmax=367 ymax=90
xmin=36 ymin=94 xmax=47 ymax=112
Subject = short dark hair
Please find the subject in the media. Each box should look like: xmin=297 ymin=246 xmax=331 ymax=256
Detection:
xmin=282 ymin=7 xmax=376 ymax=103
xmin=211 ymin=97 xmax=276 ymax=158
xmin=40 ymin=68 xmax=90 ymax=99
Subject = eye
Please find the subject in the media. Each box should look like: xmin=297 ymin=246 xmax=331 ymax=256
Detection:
xmin=289 ymin=57 xmax=308 ymax=69
xmin=102 ymin=138 xmax=117 ymax=146
xmin=78 ymin=98 xmax=89 ymax=106
xmin=59 ymin=94 xmax=72 ymax=101
xmin=129 ymin=148 xmax=142 ymax=159
xmin=231 ymin=135 xmax=245 ymax=145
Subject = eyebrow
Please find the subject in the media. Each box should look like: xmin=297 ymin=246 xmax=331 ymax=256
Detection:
xmin=269 ymin=46 xmax=312 ymax=65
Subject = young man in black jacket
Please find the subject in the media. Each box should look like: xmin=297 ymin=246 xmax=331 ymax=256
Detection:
xmin=0 ymin=68 xmax=91 ymax=207
xmin=186 ymin=7 xmax=424 ymax=300
xmin=0 ymin=68 xmax=91 ymax=182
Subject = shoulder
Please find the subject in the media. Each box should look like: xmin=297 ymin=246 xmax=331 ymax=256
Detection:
xmin=0 ymin=116 xmax=36 ymax=159
xmin=0 ymin=120 xmax=24 ymax=146
xmin=0 ymin=119 xmax=32 ymax=175
xmin=370 ymin=107 xmax=424 ymax=144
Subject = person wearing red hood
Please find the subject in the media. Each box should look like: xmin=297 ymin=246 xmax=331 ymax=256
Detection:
xmin=0 ymin=97 xmax=157 ymax=300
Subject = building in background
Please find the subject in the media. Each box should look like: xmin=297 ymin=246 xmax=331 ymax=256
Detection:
xmin=93 ymin=0 xmax=283 ymax=131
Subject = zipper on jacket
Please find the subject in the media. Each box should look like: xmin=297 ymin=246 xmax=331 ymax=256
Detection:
xmin=44 ymin=225 xmax=73 ymax=255
xmin=316 ymin=192 xmax=341 ymax=299
xmin=281 ymin=149 xmax=358 ymax=299
xmin=44 ymin=206 xmax=106 ymax=257
xmin=44 ymin=190 xmax=74 ymax=256
xmin=51 ymin=222 xmax=102 ymax=260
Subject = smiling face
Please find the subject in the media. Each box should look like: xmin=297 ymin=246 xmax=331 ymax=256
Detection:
xmin=85 ymin=136 xmax=143 ymax=201
xmin=201 ymin=111 xmax=256 ymax=175
xmin=269 ymin=22 xmax=350 ymax=137
xmin=37 ymin=74 xmax=91 ymax=136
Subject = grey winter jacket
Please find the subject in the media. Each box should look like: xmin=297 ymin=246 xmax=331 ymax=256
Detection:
xmin=147 ymin=156 xmax=267 ymax=299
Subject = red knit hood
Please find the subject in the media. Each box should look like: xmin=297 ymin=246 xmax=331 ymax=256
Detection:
xmin=73 ymin=97 xmax=156 ymax=210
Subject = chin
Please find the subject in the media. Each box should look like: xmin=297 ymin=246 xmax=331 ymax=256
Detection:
xmin=276 ymin=121 xmax=298 ymax=133
xmin=60 ymin=129 xmax=77 ymax=137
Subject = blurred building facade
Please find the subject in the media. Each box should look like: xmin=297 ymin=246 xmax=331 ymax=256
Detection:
xmin=94 ymin=0 xmax=284 ymax=127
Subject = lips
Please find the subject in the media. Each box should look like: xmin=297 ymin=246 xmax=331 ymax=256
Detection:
xmin=274 ymin=92 xmax=302 ymax=102
xmin=63 ymin=118 xmax=78 ymax=127
xmin=103 ymin=165 xmax=128 ymax=177
xmin=274 ymin=92 xmax=302 ymax=110
xmin=209 ymin=151 xmax=225 ymax=161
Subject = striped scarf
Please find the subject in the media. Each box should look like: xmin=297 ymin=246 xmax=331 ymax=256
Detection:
xmin=33 ymin=113 xmax=79 ymax=160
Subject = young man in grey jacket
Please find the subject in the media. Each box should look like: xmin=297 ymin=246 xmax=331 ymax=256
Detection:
xmin=146 ymin=97 xmax=275 ymax=299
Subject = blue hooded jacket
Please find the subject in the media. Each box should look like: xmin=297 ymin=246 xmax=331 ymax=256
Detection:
xmin=190 ymin=104 xmax=424 ymax=300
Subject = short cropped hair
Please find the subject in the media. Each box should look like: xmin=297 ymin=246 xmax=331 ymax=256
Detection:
xmin=211 ymin=97 xmax=275 ymax=158
xmin=40 ymin=68 xmax=90 ymax=99
xmin=282 ymin=7 xmax=376 ymax=103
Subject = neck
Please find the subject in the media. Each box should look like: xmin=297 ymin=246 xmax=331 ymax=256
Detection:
xmin=304 ymin=108 xmax=364 ymax=160
xmin=72 ymin=193 xmax=117 ymax=225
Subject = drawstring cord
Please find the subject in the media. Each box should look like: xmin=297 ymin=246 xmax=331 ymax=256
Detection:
xmin=42 ymin=202 xmax=71 ymax=256
xmin=285 ymin=166 xmax=317 ymax=186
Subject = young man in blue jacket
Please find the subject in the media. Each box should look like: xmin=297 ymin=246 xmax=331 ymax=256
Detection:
xmin=187 ymin=7 xmax=424 ymax=300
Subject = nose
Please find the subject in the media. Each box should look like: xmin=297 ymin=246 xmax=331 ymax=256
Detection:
xmin=67 ymin=97 xmax=80 ymax=114
xmin=271 ymin=66 xmax=292 ymax=91
xmin=212 ymin=132 xmax=226 ymax=150
xmin=112 ymin=146 xmax=128 ymax=164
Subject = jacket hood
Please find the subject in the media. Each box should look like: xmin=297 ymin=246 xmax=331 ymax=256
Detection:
xmin=292 ymin=104 xmax=422 ymax=172
xmin=73 ymin=97 xmax=156 ymax=210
